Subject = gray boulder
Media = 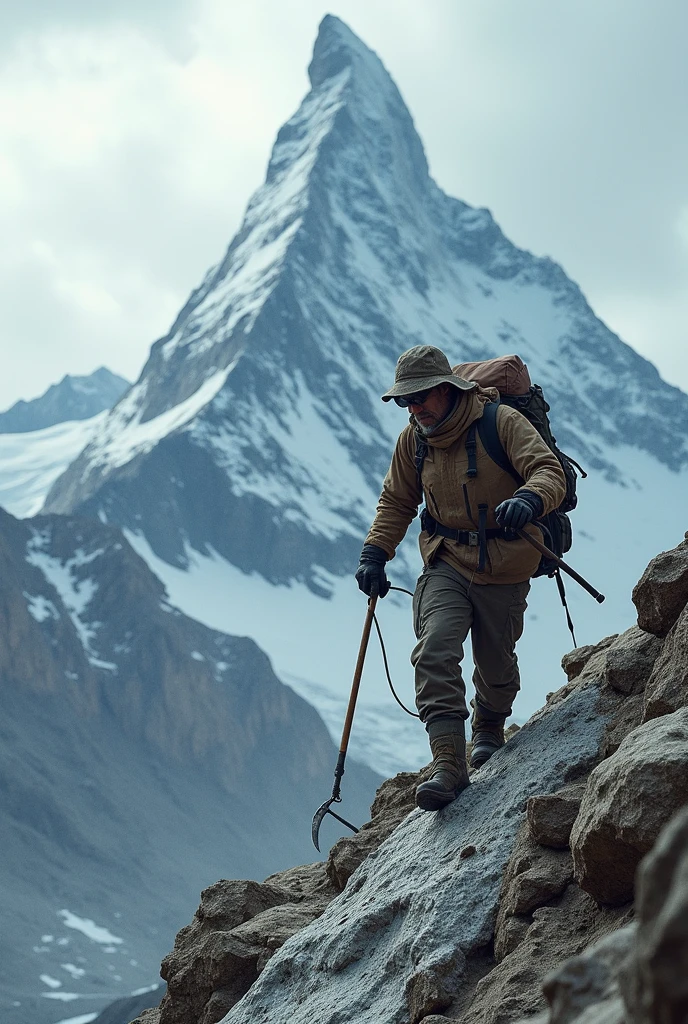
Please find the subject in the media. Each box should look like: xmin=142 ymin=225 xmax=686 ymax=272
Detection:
xmin=571 ymin=708 xmax=688 ymax=905
xmin=632 ymin=533 xmax=688 ymax=637
xmin=540 ymin=923 xmax=635 ymax=1024
xmin=527 ymin=784 xmax=586 ymax=850
xmin=603 ymin=626 xmax=663 ymax=696
xmin=643 ymin=602 xmax=688 ymax=721
xmin=620 ymin=805 xmax=688 ymax=1024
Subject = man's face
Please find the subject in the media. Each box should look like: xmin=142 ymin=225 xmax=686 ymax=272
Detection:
xmin=408 ymin=384 xmax=455 ymax=430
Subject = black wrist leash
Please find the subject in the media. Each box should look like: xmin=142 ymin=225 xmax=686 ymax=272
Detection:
xmin=372 ymin=585 xmax=420 ymax=719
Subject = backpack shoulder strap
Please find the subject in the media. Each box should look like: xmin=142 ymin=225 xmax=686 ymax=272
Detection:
xmin=476 ymin=401 xmax=523 ymax=485
xmin=414 ymin=435 xmax=428 ymax=488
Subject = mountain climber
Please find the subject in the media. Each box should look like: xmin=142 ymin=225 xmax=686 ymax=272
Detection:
xmin=355 ymin=345 xmax=567 ymax=811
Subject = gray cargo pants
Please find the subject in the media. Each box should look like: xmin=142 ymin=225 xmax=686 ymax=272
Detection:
xmin=411 ymin=558 xmax=530 ymax=724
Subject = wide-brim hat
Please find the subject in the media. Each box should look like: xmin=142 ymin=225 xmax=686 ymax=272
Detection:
xmin=381 ymin=345 xmax=477 ymax=401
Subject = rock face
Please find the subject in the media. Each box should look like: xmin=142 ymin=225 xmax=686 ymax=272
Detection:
xmin=217 ymin=684 xmax=607 ymax=1024
xmin=642 ymin=602 xmax=688 ymax=721
xmin=570 ymin=708 xmax=688 ymax=905
xmin=620 ymin=804 xmax=688 ymax=1024
xmin=494 ymin=824 xmax=575 ymax=962
xmin=158 ymin=873 xmax=336 ymax=1024
xmin=632 ymin=533 xmax=688 ymax=636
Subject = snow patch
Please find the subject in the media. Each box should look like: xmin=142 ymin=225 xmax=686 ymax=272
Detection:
xmin=40 ymin=974 xmax=62 ymax=989
xmin=24 ymin=593 xmax=60 ymax=623
xmin=57 ymin=911 xmax=123 ymax=945
xmin=52 ymin=1015 xmax=98 ymax=1024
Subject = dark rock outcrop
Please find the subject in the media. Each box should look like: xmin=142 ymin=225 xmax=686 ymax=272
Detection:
xmin=632 ymin=532 xmax=688 ymax=636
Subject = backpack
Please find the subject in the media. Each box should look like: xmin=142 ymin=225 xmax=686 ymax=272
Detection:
xmin=453 ymin=354 xmax=586 ymax=578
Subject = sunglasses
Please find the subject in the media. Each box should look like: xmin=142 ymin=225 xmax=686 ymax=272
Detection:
xmin=393 ymin=388 xmax=434 ymax=408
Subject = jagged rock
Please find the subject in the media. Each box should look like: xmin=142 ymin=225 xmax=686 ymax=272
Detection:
xmin=405 ymin=949 xmax=467 ymax=1024
xmin=619 ymin=805 xmax=688 ymax=1024
xmin=540 ymin=923 xmax=635 ymax=1024
xmin=561 ymin=635 xmax=618 ymax=682
xmin=495 ymin=824 xmax=575 ymax=962
xmin=570 ymin=708 xmax=688 ymax=905
xmin=457 ymin=885 xmax=632 ymax=1024
xmin=632 ymin=533 xmax=688 ymax=637
xmin=326 ymin=771 xmax=419 ymax=890
xmin=642 ymin=603 xmax=688 ymax=721
xmin=159 ymin=874 xmax=335 ymax=1024
xmin=527 ymin=784 xmax=586 ymax=849
xmin=603 ymin=626 xmax=663 ymax=696
xmin=600 ymin=693 xmax=645 ymax=758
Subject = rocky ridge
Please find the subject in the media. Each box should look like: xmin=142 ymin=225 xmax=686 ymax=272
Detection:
xmin=0 ymin=366 xmax=129 ymax=433
xmin=126 ymin=534 xmax=688 ymax=1024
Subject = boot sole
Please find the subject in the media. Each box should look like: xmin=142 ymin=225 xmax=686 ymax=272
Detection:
xmin=416 ymin=788 xmax=457 ymax=811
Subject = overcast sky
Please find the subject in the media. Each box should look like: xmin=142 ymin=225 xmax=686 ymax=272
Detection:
xmin=2 ymin=0 xmax=687 ymax=408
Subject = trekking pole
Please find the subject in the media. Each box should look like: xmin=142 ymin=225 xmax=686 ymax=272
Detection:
xmin=516 ymin=529 xmax=605 ymax=603
xmin=311 ymin=593 xmax=378 ymax=851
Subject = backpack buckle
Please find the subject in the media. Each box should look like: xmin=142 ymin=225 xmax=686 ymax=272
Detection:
xmin=468 ymin=531 xmax=479 ymax=546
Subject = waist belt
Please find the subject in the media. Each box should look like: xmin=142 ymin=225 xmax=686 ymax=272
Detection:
xmin=430 ymin=522 xmax=505 ymax=545
xmin=420 ymin=507 xmax=506 ymax=546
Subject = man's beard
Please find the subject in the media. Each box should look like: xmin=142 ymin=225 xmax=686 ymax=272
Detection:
xmin=415 ymin=393 xmax=460 ymax=436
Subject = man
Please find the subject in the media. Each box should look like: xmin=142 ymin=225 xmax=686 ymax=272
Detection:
xmin=356 ymin=345 xmax=566 ymax=811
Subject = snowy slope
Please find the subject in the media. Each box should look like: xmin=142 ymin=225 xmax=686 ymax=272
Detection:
xmin=42 ymin=16 xmax=688 ymax=773
xmin=0 ymin=413 xmax=107 ymax=518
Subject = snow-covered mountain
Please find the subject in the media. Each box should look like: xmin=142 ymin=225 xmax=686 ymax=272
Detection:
xmin=0 ymin=506 xmax=378 ymax=1024
xmin=42 ymin=16 xmax=688 ymax=771
xmin=0 ymin=367 xmax=129 ymax=433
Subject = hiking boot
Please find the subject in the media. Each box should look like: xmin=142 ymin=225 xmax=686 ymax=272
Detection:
xmin=415 ymin=721 xmax=470 ymax=811
xmin=470 ymin=703 xmax=507 ymax=768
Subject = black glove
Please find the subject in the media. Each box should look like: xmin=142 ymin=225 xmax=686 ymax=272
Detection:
xmin=355 ymin=544 xmax=391 ymax=598
xmin=495 ymin=490 xmax=543 ymax=531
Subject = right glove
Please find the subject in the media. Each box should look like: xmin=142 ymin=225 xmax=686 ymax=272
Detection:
xmin=355 ymin=544 xmax=391 ymax=598
xmin=495 ymin=490 xmax=543 ymax=531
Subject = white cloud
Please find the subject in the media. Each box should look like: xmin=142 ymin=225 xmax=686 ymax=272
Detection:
xmin=0 ymin=0 xmax=687 ymax=407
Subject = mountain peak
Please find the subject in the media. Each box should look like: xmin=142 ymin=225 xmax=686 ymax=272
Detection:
xmin=308 ymin=15 xmax=376 ymax=89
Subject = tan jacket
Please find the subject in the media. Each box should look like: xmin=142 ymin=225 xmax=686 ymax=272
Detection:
xmin=365 ymin=388 xmax=567 ymax=585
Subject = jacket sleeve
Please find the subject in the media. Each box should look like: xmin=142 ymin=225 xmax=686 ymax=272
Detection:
xmin=364 ymin=426 xmax=423 ymax=559
xmin=496 ymin=406 xmax=567 ymax=514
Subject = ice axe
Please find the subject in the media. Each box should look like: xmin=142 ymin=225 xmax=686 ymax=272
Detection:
xmin=311 ymin=593 xmax=378 ymax=851
xmin=516 ymin=528 xmax=605 ymax=602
